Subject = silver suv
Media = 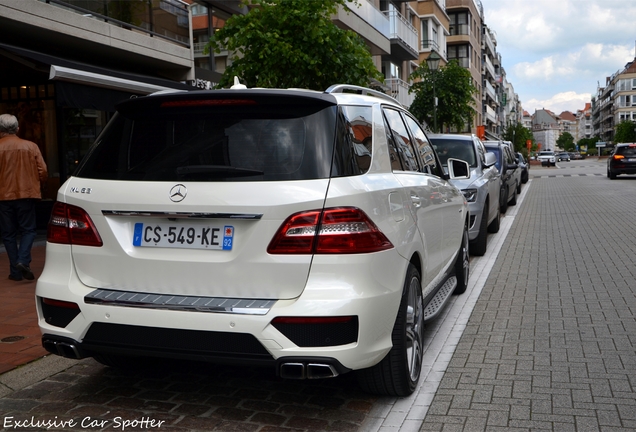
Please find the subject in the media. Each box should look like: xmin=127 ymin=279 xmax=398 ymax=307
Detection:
xmin=537 ymin=150 xmax=556 ymax=166
xmin=429 ymin=134 xmax=500 ymax=256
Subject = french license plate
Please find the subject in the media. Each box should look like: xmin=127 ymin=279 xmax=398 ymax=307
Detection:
xmin=132 ymin=222 xmax=234 ymax=250
xmin=628 ymin=158 xmax=636 ymax=162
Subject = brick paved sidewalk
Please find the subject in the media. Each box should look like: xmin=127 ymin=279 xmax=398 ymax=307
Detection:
xmin=0 ymin=245 xmax=47 ymax=374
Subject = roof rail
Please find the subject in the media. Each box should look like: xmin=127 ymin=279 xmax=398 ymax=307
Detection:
xmin=324 ymin=84 xmax=402 ymax=106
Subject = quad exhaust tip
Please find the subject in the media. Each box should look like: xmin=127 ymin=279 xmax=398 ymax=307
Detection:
xmin=280 ymin=362 xmax=339 ymax=379
xmin=43 ymin=338 xmax=83 ymax=359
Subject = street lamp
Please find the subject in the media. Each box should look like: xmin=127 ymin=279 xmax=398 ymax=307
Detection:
xmin=426 ymin=51 xmax=441 ymax=133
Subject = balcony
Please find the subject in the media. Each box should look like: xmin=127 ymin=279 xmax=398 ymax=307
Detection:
xmin=482 ymin=55 xmax=495 ymax=80
xmin=41 ymin=0 xmax=190 ymax=47
xmin=484 ymin=104 xmax=496 ymax=124
xmin=385 ymin=78 xmax=414 ymax=108
xmin=383 ymin=9 xmax=418 ymax=61
xmin=333 ymin=1 xmax=390 ymax=56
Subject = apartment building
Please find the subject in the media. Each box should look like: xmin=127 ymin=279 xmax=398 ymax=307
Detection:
xmin=558 ymin=111 xmax=577 ymax=138
xmin=532 ymin=109 xmax=559 ymax=151
xmin=445 ymin=0 xmax=484 ymax=134
xmin=576 ymin=103 xmax=592 ymax=142
xmin=613 ymin=59 xmax=636 ymax=129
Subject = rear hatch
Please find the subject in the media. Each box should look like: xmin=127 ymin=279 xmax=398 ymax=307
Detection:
xmin=59 ymin=90 xmax=339 ymax=300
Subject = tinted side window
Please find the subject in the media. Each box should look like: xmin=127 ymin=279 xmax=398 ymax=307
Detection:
xmin=401 ymin=114 xmax=441 ymax=175
xmin=383 ymin=108 xmax=420 ymax=172
xmin=475 ymin=138 xmax=486 ymax=164
xmin=332 ymin=105 xmax=373 ymax=177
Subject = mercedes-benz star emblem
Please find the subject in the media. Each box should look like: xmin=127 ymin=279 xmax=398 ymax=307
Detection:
xmin=169 ymin=184 xmax=187 ymax=202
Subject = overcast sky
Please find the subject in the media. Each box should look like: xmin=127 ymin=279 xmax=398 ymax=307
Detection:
xmin=480 ymin=0 xmax=636 ymax=115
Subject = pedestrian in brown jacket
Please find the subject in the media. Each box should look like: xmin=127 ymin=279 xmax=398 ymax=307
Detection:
xmin=0 ymin=113 xmax=48 ymax=281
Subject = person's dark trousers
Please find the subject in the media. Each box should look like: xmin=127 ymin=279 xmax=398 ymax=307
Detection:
xmin=0 ymin=198 xmax=38 ymax=279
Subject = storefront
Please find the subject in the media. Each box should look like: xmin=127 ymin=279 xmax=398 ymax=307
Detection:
xmin=0 ymin=43 xmax=193 ymax=227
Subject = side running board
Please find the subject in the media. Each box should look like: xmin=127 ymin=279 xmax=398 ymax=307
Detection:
xmin=423 ymin=276 xmax=457 ymax=321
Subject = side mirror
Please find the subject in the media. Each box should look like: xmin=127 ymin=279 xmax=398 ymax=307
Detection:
xmin=447 ymin=158 xmax=470 ymax=179
xmin=484 ymin=152 xmax=497 ymax=168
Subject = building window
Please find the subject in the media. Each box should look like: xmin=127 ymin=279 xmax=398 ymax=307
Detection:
xmin=449 ymin=12 xmax=469 ymax=36
xmin=191 ymin=4 xmax=208 ymax=16
xmin=448 ymin=44 xmax=469 ymax=68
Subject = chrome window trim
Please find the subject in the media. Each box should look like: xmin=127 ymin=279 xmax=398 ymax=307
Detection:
xmin=102 ymin=211 xmax=262 ymax=220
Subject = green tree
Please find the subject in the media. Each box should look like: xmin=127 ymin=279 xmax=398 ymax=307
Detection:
xmin=502 ymin=123 xmax=533 ymax=155
xmin=614 ymin=120 xmax=636 ymax=143
xmin=556 ymin=131 xmax=575 ymax=151
xmin=408 ymin=60 xmax=478 ymax=133
xmin=576 ymin=136 xmax=599 ymax=154
xmin=205 ymin=0 xmax=383 ymax=90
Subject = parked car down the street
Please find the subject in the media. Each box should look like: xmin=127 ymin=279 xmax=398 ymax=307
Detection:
xmin=429 ymin=133 xmax=501 ymax=256
xmin=607 ymin=142 xmax=636 ymax=179
xmin=484 ymin=140 xmax=520 ymax=213
xmin=35 ymin=83 xmax=472 ymax=397
xmin=558 ymin=152 xmax=570 ymax=162
xmin=537 ymin=150 xmax=556 ymax=166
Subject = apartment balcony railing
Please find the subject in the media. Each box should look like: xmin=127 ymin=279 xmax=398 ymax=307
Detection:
xmin=383 ymin=10 xmax=418 ymax=55
xmin=449 ymin=57 xmax=470 ymax=68
xmin=346 ymin=0 xmax=390 ymax=39
xmin=484 ymin=104 xmax=497 ymax=124
xmin=484 ymin=80 xmax=497 ymax=103
xmin=193 ymin=42 xmax=229 ymax=59
xmin=482 ymin=55 xmax=495 ymax=80
xmin=449 ymin=23 xmax=469 ymax=36
xmin=482 ymin=30 xmax=495 ymax=56
xmin=385 ymin=78 xmax=414 ymax=108
xmin=42 ymin=0 xmax=190 ymax=47
xmin=421 ymin=39 xmax=439 ymax=52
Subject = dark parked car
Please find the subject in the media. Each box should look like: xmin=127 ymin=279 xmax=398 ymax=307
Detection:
xmin=484 ymin=141 xmax=519 ymax=213
xmin=516 ymin=152 xmax=529 ymax=184
xmin=607 ymin=143 xmax=636 ymax=179
xmin=557 ymin=152 xmax=570 ymax=162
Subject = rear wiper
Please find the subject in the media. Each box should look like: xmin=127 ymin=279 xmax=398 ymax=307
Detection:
xmin=176 ymin=165 xmax=264 ymax=177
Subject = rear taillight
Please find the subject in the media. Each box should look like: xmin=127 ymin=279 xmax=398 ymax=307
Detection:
xmin=267 ymin=207 xmax=393 ymax=254
xmin=47 ymin=202 xmax=103 ymax=247
xmin=613 ymin=154 xmax=625 ymax=160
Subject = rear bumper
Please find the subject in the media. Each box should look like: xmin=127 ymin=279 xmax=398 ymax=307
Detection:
xmin=36 ymin=243 xmax=409 ymax=373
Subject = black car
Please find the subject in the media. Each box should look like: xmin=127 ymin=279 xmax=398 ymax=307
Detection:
xmin=607 ymin=143 xmax=636 ymax=179
xmin=516 ymin=152 xmax=529 ymax=184
xmin=484 ymin=141 xmax=519 ymax=213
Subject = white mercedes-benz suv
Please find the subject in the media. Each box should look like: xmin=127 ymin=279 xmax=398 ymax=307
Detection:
xmin=36 ymin=83 xmax=470 ymax=396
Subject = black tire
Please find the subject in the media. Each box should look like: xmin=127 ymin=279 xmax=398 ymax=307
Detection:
xmin=609 ymin=169 xmax=617 ymax=179
xmin=453 ymin=222 xmax=470 ymax=295
xmin=356 ymin=264 xmax=424 ymax=396
xmin=516 ymin=180 xmax=522 ymax=194
xmin=469 ymin=205 xmax=488 ymax=256
xmin=522 ymin=171 xmax=529 ymax=184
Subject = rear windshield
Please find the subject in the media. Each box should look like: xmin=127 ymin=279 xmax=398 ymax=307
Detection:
xmin=74 ymin=96 xmax=339 ymax=182
xmin=616 ymin=145 xmax=636 ymax=157
xmin=430 ymin=138 xmax=477 ymax=167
